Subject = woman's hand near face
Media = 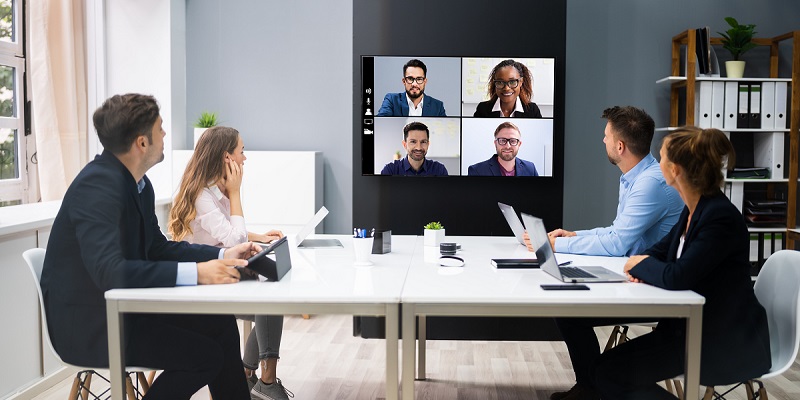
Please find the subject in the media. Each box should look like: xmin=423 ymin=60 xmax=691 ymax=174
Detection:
xmin=223 ymin=156 xmax=243 ymax=195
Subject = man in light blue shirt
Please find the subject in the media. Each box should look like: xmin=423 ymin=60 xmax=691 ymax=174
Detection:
xmin=537 ymin=106 xmax=684 ymax=400
xmin=525 ymin=106 xmax=683 ymax=257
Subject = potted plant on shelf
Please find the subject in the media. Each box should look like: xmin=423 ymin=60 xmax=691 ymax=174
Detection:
xmin=423 ymin=221 xmax=445 ymax=247
xmin=717 ymin=17 xmax=757 ymax=78
xmin=193 ymin=111 xmax=218 ymax=147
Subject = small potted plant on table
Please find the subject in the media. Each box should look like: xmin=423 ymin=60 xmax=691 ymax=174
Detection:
xmin=423 ymin=221 xmax=445 ymax=247
xmin=193 ymin=111 xmax=218 ymax=148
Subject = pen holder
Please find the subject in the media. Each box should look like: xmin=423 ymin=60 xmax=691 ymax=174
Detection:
xmin=371 ymin=230 xmax=391 ymax=254
xmin=353 ymin=237 xmax=374 ymax=265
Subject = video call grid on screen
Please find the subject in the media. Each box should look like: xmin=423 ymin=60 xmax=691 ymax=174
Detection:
xmin=361 ymin=56 xmax=556 ymax=177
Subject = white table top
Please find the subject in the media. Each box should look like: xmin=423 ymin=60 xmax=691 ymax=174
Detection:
xmin=401 ymin=236 xmax=705 ymax=305
xmin=106 ymin=234 xmax=418 ymax=304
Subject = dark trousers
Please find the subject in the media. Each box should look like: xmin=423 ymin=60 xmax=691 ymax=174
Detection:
xmin=554 ymin=317 xmax=653 ymax=389
xmin=125 ymin=314 xmax=249 ymax=400
xmin=595 ymin=327 xmax=685 ymax=399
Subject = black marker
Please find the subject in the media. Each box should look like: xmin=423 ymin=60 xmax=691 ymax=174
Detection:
xmin=558 ymin=261 xmax=572 ymax=266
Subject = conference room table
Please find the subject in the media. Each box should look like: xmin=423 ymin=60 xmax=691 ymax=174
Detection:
xmin=105 ymin=234 xmax=705 ymax=400
xmin=399 ymin=236 xmax=705 ymax=400
xmin=105 ymin=234 xmax=418 ymax=400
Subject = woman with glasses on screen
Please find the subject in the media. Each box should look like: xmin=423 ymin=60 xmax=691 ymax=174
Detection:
xmin=168 ymin=127 xmax=293 ymax=400
xmin=473 ymin=59 xmax=542 ymax=118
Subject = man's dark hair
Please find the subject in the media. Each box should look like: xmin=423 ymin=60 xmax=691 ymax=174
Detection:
xmin=403 ymin=59 xmax=427 ymax=77
xmin=601 ymin=106 xmax=655 ymax=157
xmin=93 ymin=94 xmax=160 ymax=154
xmin=403 ymin=121 xmax=430 ymax=140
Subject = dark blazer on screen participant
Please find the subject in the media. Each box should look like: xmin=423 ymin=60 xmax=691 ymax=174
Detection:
xmin=468 ymin=121 xmax=538 ymax=176
xmin=472 ymin=59 xmax=542 ymax=119
xmin=376 ymin=58 xmax=447 ymax=117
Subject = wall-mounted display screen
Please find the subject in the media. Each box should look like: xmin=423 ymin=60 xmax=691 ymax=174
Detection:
xmin=361 ymin=56 xmax=556 ymax=177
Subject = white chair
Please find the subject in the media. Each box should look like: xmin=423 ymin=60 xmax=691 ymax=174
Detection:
xmin=667 ymin=249 xmax=800 ymax=400
xmin=23 ymin=248 xmax=152 ymax=399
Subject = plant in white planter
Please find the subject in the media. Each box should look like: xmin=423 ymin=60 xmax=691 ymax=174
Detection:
xmin=423 ymin=221 xmax=445 ymax=247
xmin=193 ymin=111 xmax=218 ymax=147
xmin=717 ymin=17 xmax=757 ymax=78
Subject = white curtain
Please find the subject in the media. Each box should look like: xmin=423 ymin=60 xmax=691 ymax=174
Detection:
xmin=30 ymin=0 xmax=87 ymax=201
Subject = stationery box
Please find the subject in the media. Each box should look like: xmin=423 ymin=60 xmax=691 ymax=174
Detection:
xmin=372 ymin=230 xmax=391 ymax=254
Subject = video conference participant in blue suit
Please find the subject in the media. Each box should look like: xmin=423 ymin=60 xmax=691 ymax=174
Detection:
xmin=40 ymin=94 xmax=258 ymax=400
xmin=467 ymin=121 xmax=538 ymax=176
xmin=473 ymin=59 xmax=542 ymax=118
xmin=376 ymin=59 xmax=447 ymax=117
xmin=381 ymin=121 xmax=448 ymax=176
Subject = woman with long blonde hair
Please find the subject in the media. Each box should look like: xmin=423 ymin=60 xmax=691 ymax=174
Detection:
xmin=169 ymin=126 xmax=292 ymax=400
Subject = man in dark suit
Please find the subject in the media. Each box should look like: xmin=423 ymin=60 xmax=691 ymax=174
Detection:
xmin=40 ymin=94 xmax=257 ymax=400
xmin=376 ymin=59 xmax=447 ymax=117
xmin=468 ymin=121 xmax=538 ymax=176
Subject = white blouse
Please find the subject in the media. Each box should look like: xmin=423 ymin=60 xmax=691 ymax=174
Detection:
xmin=183 ymin=186 xmax=247 ymax=247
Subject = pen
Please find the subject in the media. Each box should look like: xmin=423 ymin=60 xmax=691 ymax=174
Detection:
xmin=558 ymin=261 xmax=572 ymax=266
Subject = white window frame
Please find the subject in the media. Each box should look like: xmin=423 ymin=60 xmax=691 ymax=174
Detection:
xmin=0 ymin=0 xmax=27 ymax=204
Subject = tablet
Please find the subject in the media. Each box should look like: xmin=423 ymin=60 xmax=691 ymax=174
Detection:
xmin=240 ymin=236 xmax=292 ymax=281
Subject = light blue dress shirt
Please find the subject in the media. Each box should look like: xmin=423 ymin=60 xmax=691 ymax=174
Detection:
xmin=555 ymin=154 xmax=684 ymax=256
xmin=136 ymin=178 xmax=224 ymax=286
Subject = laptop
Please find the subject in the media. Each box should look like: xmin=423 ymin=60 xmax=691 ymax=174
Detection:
xmin=296 ymin=206 xmax=343 ymax=248
xmin=498 ymin=202 xmax=527 ymax=245
xmin=520 ymin=213 xmax=627 ymax=283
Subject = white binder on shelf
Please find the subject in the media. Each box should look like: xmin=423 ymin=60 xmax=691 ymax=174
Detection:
xmin=775 ymin=82 xmax=788 ymax=129
xmin=723 ymin=81 xmax=738 ymax=130
xmin=754 ymin=131 xmax=785 ymax=179
xmin=695 ymin=81 xmax=713 ymax=128
xmin=710 ymin=81 xmax=725 ymax=128
xmin=749 ymin=83 xmax=762 ymax=128
xmin=760 ymin=82 xmax=776 ymax=129
xmin=725 ymin=182 xmax=745 ymax=213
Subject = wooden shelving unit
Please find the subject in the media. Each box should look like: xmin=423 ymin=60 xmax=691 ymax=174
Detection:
xmin=662 ymin=29 xmax=800 ymax=257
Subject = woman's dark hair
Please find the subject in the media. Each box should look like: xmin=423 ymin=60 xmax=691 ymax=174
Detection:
xmin=663 ymin=126 xmax=735 ymax=196
xmin=486 ymin=59 xmax=533 ymax=105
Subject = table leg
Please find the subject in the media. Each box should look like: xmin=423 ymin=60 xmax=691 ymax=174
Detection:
xmin=401 ymin=303 xmax=416 ymax=400
xmin=385 ymin=304 xmax=399 ymax=400
xmin=106 ymin=300 xmax=126 ymax=400
xmin=683 ymin=305 xmax=703 ymax=400
xmin=417 ymin=314 xmax=426 ymax=380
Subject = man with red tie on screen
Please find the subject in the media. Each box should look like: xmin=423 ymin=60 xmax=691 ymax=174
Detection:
xmin=376 ymin=59 xmax=447 ymax=117
xmin=468 ymin=121 xmax=539 ymax=176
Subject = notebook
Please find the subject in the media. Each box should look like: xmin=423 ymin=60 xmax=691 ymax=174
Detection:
xmin=497 ymin=202 xmax=527 ymax=245
xmin=520 ymin=213 xmax=627 ymax=283
xmin=295 ymin=206 xmax=343 ymax=248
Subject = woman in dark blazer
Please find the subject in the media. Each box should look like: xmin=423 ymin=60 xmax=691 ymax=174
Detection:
xmin=595 ymin=126 xmax=771 ymax=399
xmin=473 ymin=59 xmax=542 ymax=118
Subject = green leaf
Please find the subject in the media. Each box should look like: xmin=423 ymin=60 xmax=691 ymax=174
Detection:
xmin=194 ymin=111 xmax=218 ymax=128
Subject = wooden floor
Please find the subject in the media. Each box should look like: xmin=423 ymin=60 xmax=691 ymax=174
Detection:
xmin=29 ymin=315 xmax=800 ymax=400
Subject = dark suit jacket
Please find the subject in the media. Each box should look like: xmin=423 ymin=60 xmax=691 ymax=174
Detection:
xmin=467 ymin=155 xmax=538 ymax=176
xmin=473 ymin=100 xmax=542 ymax=118
xmin=631 ymin=192 xmax=771 ymax=385
xmin=376 ymin=92 xmax=447 ymax=116
xmin=40 ymin=151 xmax=220 ymax=367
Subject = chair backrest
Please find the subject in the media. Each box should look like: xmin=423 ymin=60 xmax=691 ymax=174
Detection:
xmin=753 ymin=250 xmax=800 ymax=378
xmin=22 ymin=247 xmax=66 ymax=366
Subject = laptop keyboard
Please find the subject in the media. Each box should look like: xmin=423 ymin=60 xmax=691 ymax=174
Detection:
xmin=559 ymin=266 xmax=598 ymax=279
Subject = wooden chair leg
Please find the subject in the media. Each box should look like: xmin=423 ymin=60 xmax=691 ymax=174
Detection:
xmin=664 ymin=378 xmax=675 ymax=395
xmin=136 ymin=371 xmax=150 ymax=394
xmin=125 ymin=375 xmax=136 ymax=399
xmin=68 ymin=375 xmax=81 ymax=400
xmin=745 ymin=380 xmax=756 ymax=399
xmin=758 ymin=386 xmax=768 ymax=399
xmin=81 ymin=371 xmax=93 ymax=400
xmin=604 ymin=326 xmax=622 ymax=351
xmin=673 ymin=379 xmax=684 ymax=400
xmin=147 ymin=370 xmax=157 ymax=386
xmin=702 ymin=386 xmax=715 ymax=400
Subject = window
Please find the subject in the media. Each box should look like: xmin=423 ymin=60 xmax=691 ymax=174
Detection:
xmin=0 ymin=0 xmax=26 ymax=206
